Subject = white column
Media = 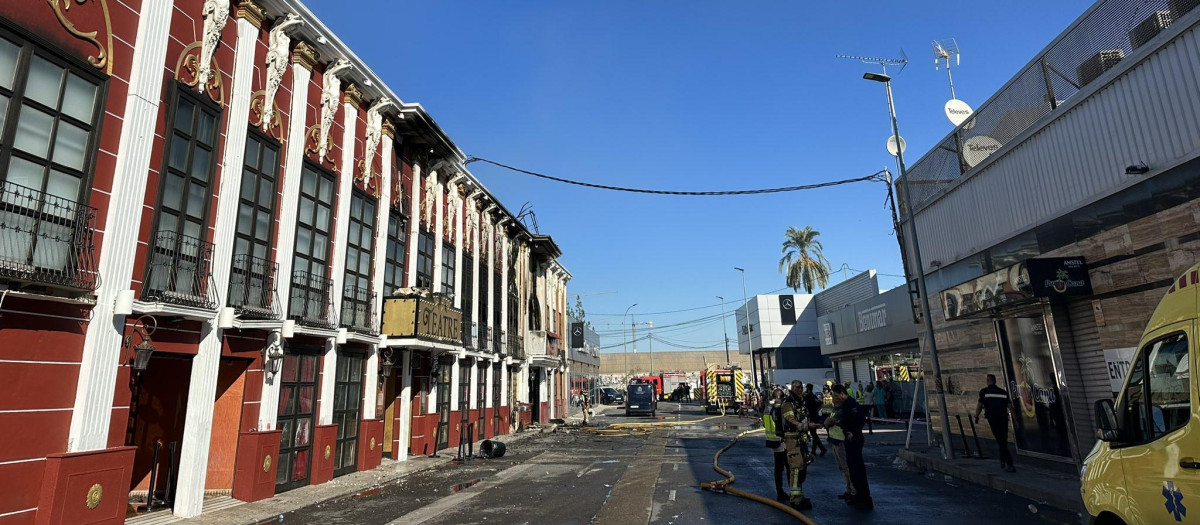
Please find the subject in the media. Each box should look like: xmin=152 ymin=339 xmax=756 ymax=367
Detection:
xmin=68 ymin=0 xmax=174 ymax=453
xmin=173 ymin=16 xmax=260 ymax=518
xmin=329 ymin=95 xmax=356 ymax=317
xmin=363 ymin=348 xmax=378 ymax=420
xmin=449 ymin=354 xmax=460 ymax=408
xmin=469 ymin=364 xmax=479 ymax=410
xmin=452 ymin=184 xmax=463 ymax=309
xmin=397 ymin=350 xmax=412 ymax=462
xmin=500 ymin=362 xmax=508 ymax=406
xmin=362 ymin=133 xmax=392 ymax=422
xmin=486 ymin=217 xmax=495 ymax=345
xmin=484 ymin=361 xmax=493 ymax=408
xmin=405 ymin=165 xmax=421 ymax=288
xmin=547 ymin=370 xmax=554 ymax=419
xmin=470 ymin=200 xmax=481 ymax=344
xmin=320 ymin=338 xmax=337 ymax=425
xmin=260 ymin=58 xmax=312 ymax=431
xmin=431 ymin=176 xmax=444 ymax=292
xmin=500 ymin=232 xmax=509 ymax=344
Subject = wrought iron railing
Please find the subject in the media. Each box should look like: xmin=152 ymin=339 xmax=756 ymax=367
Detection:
xmin=228 ymin=254 xmax=280 ymax=320
xmin=500 ymin=329 xmax=508 ymax=354
xmin=481 ymin=322 xmax=490 ymax=351
xmin=0 ymin=180 xmax=99 ymax=292
xmin=508 ymin=330 xmax=524 ymax=360
xmin=289 ymin=270 xmax=337 ymax=330
xmin=463 ymin=321 xmax=477 ymax=349
xmin=142 ymin=231 xmax=218 ymax=309
xmin=340 ymin=284 xmax=378 ymax=334
xmin=900 ymin=0 xmax=1200 ymax=214
xmin=493 ymin=325 xmax=502 ymax=354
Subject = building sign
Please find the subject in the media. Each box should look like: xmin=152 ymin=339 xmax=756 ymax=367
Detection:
xmin=779 ymin=295 xmax=797 ymax=325
xmin=381 ymin=294 xmax=463 ymax=345
xmin=1104 ymin=347 xmax=1136 ymax=393
xmin=940 ymin=257 xmax=1092 ymax=321
xmin=822 ymin=322 xmax=836 ymax=345
xmin=571 ymin=322 xmax=584 ymax=349
xmin=856 ymin=304 xmax=888 ymax=332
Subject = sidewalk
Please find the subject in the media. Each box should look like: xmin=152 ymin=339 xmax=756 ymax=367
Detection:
xmin=136 ymin=430 xmax=544 ymax=525
xmin=898 ymin=445 xmax=1083 ymax=513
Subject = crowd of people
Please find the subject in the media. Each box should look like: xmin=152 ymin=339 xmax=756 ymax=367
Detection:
xmin=760 ymin=380 xmax=877 ymax=512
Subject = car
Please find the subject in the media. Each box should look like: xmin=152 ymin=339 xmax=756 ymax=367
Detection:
xmin=625 ymin=382 xmax=657 ymax=417
xmin=599 ymin=387 xmax=625 ymax=406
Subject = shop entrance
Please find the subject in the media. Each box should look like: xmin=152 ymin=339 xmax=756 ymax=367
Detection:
xmin=492 ymin=365 xmax=501 ymax=434
xmin=477 ymin=363 xmax=487 ymax=440
xmin=435 ymin=360 xmax=452 ymax=451
xmin=458 ymin=361 xmax=471 ymax=443
xmin=276 ymin=351 xmax=319 ymax=493
xmin=996 ymin=316 xmax=1073 ymax=460
xmin=333 ymin=352 xmax=364 ymax=477
xmin=529 ymin=368 xmax=541 ymax=423
xmin=126 ymin=354 xmax=192 ymax=511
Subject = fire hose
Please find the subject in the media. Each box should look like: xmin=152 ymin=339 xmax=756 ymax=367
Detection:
xmin=700 ymin=428 xmax=818 ymax=524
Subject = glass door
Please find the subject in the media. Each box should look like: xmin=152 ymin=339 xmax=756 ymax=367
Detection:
xmin=276 ymin=352 xmax=318 ymax=493
xmin=997 ymin=316 xmax=1072 ymax=459
xmin=459 ymin=362 xmax=471 ymax=443
xmin=477 ymin=363 xmax=486 ymax=440
xmin=435 ymin=362 xmax=451 ymax=451
xmin=333 ymin=352 xmax=363 ymax=477
xmin=492 ymin=365 xmax=501 ymax=435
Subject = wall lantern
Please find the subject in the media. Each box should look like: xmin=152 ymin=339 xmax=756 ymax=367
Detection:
xmin=127 ymin=315 xmax=158 ymax=374
xmin=263 ymin=331 xmax=285 ymax=376
xmin=378 ymin=347 xmax=396 ymax=378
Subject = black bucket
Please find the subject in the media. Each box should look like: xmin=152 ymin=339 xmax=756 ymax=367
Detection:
xmin=480 ymin=440 xmax=506 ymax=459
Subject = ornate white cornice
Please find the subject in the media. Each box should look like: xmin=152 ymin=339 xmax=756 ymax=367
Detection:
xmin=197 ymin=0 xmax=230 ymax=92
xmin=263 ymin=13 xmax=302 ymax=133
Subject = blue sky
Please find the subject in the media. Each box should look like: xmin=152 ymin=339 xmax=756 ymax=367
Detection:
xmin=307 ymin=0 xmax=1091 ymax=352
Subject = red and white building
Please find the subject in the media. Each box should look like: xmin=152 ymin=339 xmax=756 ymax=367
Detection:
xmin=0 ymin=1 xmax=570 ymax=523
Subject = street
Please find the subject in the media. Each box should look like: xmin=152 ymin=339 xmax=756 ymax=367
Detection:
xmin=273 ymin=403 xmax=1078 ymax=524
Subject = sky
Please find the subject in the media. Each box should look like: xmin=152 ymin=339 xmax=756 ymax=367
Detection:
xmin=306 ymin=0 xmax=1092 ymax=353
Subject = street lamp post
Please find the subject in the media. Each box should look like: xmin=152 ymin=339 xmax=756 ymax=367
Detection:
xmin=623 ymin=303 xmax=637 ymax=381
xmin=717 ymin=296 xmax=731 ymax=364
xmin=864 ymin=71 xmax=955 ymax=460
xmin=734 ymin=267 xmax=757 ymax=391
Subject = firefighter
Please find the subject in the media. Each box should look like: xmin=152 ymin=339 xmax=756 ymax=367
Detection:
xmin=782 ymin=380 xmax=818 ymax=510
xmin=763 ymin=387 xmax=789 ymax=501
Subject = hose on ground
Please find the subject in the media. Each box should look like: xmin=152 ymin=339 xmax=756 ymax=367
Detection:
xmin=700 ymin=428 xmax=818 ymax=524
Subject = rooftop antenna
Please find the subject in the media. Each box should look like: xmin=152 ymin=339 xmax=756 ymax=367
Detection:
xmin=933 ymin=38 xmax=974 ymax=127
xmin=932 ymin=39 xmax=961 ymax=99
xmin=835 ymin=49 xmax=909 ymax=76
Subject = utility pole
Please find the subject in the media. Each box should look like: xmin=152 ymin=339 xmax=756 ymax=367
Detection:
xmin=623 ymin=303 xmax=637 ymax=381
xmin=648 ymin=321 xmax=654 ymax=375
xmin=717 ymin=296 xmax=731 ymax=364
xmin=734 ymin=267 xmax=757 ymax=391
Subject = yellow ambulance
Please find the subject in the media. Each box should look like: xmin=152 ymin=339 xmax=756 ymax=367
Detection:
xmin=1082 ymin=264 xmax=1200 ymax=524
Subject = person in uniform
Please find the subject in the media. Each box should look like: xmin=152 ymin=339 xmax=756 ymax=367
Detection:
xmin=828 ymin=383 xmax=872 ymax=511
xmin=763 ymin=387 xmax=789 ymax=501
xmin=782 ymin=381 xmax=818 ymax=510
xmin=802 ymin=383 xmax=827 ymax=457
xmin=975 ymin=373 xmax=1017 ymax=472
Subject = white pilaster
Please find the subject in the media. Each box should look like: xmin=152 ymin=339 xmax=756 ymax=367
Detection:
xmin=363 ymin=348 xmax=378 ymax=420
xmin=486 ymin=217 xmax=495 ymax=344
xmin=371 ymin=134 xmax=393 ymax=307
xmin=397 ymin=350 xmax=412 ymax=462
xmin=68 ymin=0 xmax=174 ymax=453
xmin=484 ymin=361 xmax=493 ymax=408
xmin=173 ymin=17 xmax=260 ymax=518
xmin=548 ymin=370 xmax=555 ymax=419
xmin=470 ymin=199 xmax=481 ymax=344
xmin=449 ymin=354 xmax=460 ymax=408
xmin=469 ymin=364 xmax=479 ymax=410
xmin=261 ymin=60 xmax=312 ymax=430
xmin=500 ymin=233 xmax=508 ymax=344
xmin=329 ymin=97 xmax=356 ymax=319
xmin=405 ymin=165 xmax=420 ymax=288
xmin=452 ymin=185 xmax=463 ymax=308
xmin=431 ymin=176 xmax=444 ymax=292
xmin=320 ymin=338 xmax=336 ymax=425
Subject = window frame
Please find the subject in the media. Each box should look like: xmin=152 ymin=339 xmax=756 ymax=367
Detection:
xmin=0 ymin=24 xmax=107 ymax=206
xmin=1115 ymin=330 xmax=1192 ymax=447
xmin=291 ymin=161 xmax=337 ymax=280
xmin=149 ymin=81 xmax=222 ymax=246
xmin=343 ymin=190 xmax=376 ymax=294
xmin=440 ymin=242 xmax=455 ymax=296
xmin=415 ymin=228 xmax=434 ymax=289
xmin=382 ymin=211 xmax=407 ymax=295
xmin=232 ymin=128 xmax=281 ymax=264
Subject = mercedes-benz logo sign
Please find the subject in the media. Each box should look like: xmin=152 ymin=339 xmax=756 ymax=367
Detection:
xmin=783 ymin=299 xmax=793 ymax=309
xmin=573 ymin=327 xmax=582 ymax=336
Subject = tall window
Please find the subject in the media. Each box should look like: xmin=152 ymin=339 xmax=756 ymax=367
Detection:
xmin=229 ymin=132 xmax=279 ymax=315
xmin=290 ymin=164 xmax=335 ymax=323
xmin=0 ymin=33 xmax=101 ymax=272
xmin=440 ymin=243 xmax=455 ymax=296
xmin=383 ymin=212 xmax=406 ymax=294
xmin=341 ymin=192 xmax=375 ymax=330
xmin=154 ymin=86 xmax=219 ymax=243
xmin=415 ymin=228 xmax=434 ymax=289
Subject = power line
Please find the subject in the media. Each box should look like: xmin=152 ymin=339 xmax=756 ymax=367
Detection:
xmin=465 ymin=156 xmax=888 ymax=197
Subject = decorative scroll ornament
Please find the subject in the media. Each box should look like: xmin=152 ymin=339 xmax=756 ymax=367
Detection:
xmin=422 ymin=174 xmax=438 ymax=227
xmin=445 ymin=181 xmax=460 ymax=240
xmin=263 ymin=14 xmax=302 ymax=134
xmin=360 ymin=97 xmax=391 ymax=186
xmin=175 ymin=42 xmax=225 ymax=107
xmin=248 ymin=90 xmax=283 ymax=142
xmin=47 ymin=0 xmax=113 ymax=75
xmin=85 ymin=483 xmax=102 ymax=509
xmin=317 ymin=59 xmax=351 ymax=159
xmin=465 ymin=198 xmax=478 ymax=252
xmin=197 ymin=0 xmax=230 ymax=92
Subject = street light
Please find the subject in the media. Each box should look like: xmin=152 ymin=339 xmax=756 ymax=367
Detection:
xmin=717 ymin=295 xmax=731 ymax=364
xmin=863 ymin=70 xmax=955 ymax=460
xmin=623 ymin=303 xmax=637 ymax=381
xmin=733 ymin=267 xmax=757 ymax=391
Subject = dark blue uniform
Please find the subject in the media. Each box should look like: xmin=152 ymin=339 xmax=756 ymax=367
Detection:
xmin=979 ymin=384 xmax=1015 ymax=468
xmin=836 ymin=397 xmax=870 ymax=500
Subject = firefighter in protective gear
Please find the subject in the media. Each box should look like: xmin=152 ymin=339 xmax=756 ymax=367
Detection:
xmin=763 ymin=387 xmax=788 ymax=501
xmin=782 ymin=380 xmax=819 ymax=510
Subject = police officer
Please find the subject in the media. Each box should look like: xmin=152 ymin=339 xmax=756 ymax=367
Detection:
xmin=827 ymin=383 xmax=872 ymax=511
xmin=803 ymin=384 xmax=827 ymax=456
xmin=763 ymin=387 xmax=789 ymax=501
xmin=782 ymin=381 xmax=817 ymax=510
xmin=975 ymin=374 xmax=1017 ymax=473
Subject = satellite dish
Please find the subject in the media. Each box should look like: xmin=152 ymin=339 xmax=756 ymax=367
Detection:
xmin=962 ymin=135 xmax=1002 ymax=167
xmin=886 ymin=135 xmax=907 ymax=157
xmin=944 ymin=99 xmax=974 ymax=126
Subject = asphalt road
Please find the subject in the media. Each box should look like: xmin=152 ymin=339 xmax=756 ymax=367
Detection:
xmin=274 ymin=403 xmax=1079 ymax=524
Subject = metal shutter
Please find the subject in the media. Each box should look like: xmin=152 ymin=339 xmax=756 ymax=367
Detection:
xmin=838 ymin=360 xmax=854 ymax=383
xmin=854 ymin=358 xmax=871 ymax=384
xmin=1053 ymin=300 xmax=1106 ymax=455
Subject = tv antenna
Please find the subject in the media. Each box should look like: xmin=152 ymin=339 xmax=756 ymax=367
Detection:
xmin=835 ymin=49 xmax=908 ymax=76
xmin=932 ymin=38 xmax=961 ymax=99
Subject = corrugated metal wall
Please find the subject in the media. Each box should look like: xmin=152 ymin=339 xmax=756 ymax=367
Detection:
xmin=912 ymin=21 xmax=1200 ymax=273
xmin=1050 ymin=301 xmax=1106 ymax=456
xmin=815 ymin=270 xmax=879 ymax=316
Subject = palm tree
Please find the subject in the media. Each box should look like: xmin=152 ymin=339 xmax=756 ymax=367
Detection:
xmin=778 ymin=226 xmax=832 ymax=293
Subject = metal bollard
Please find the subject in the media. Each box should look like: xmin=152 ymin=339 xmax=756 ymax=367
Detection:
xmin=147 ymin=441 xmax=162 ymax=508
xmin=954 ymin=415 xmax=972 ymax=457
xmin=967 ymin=415 xmax=987 ymax=458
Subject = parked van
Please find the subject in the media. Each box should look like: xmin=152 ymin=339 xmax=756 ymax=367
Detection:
xmin=626 ymin=381 xmax=657 ymax=418
xmin=1082 ymin=263 xmax=1200 ymax=524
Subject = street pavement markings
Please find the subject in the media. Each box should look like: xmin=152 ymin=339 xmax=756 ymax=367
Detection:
xmin=593 ymin=433 xmax=669 ymax=525
xmin=385 ymin=453 xmax=547 ymax=525
xmin=669 ymin=490 xmax=677 ymax=502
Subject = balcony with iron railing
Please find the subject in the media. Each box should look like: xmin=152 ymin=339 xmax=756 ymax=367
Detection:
xmin=142 ymin=231 xmax=218 ymax=310
xmin=0 ymin=180 xmax=100 ymax=293
xmin=340 ymin=285 xmax=378 ymax=335
xmin=499 ymin=329 xmax=507 ymax=355
xmin=228 ymin=254 xmax=280 ymax=320
xmin=289 ymin=270 xmax=337 ymax=330
xmin=463 ymin=320 xmax=477 ymax=349
xmin=508 ymin=329 xmax=524 ymax=360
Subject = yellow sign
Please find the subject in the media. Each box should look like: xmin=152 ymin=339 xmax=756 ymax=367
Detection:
xmin=382 ymin=294 xmax=463 ymax=344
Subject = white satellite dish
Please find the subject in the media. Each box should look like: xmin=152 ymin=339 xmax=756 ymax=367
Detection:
xmin=963 ymin=135 xmax=1002 ymax=167
xmin=944 ymin=99 xmax=974 ymax=126
xmin=886 ymin=135 xmax=907 ymax=157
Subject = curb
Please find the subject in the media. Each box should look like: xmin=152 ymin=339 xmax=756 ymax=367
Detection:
xmin=897 ymin=448 xmax=1081 ymax=512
